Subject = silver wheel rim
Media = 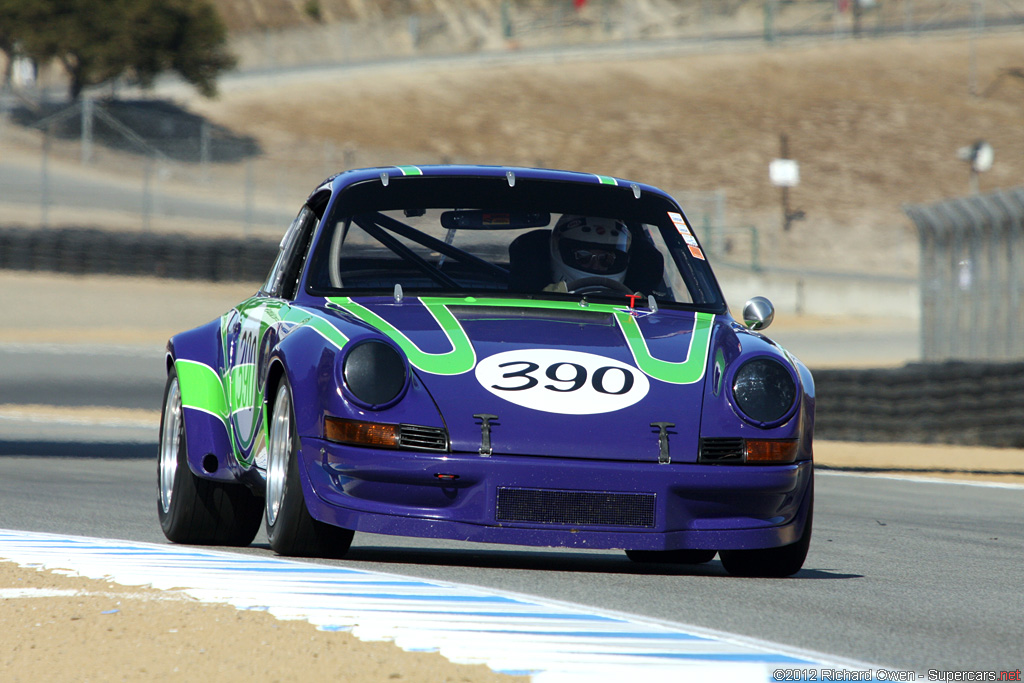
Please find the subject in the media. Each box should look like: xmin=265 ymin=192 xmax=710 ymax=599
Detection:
xmin=265 ymin=384 xmax=291 ymax=527
xmin=158 ymin=377 xmax=182 ymax=515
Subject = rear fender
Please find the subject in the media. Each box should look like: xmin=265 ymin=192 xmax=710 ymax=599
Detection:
xmin=166 ymin=319 xmax=241 ymax=483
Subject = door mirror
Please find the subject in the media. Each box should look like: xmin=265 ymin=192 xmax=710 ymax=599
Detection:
xmin=742 ymin=296 xmax=775 ymax=331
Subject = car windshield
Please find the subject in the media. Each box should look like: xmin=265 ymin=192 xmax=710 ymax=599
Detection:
xmin=305 ymin=175 xmax=726 ymax=310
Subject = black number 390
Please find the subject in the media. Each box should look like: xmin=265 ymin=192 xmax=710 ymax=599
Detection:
xmin=493 ymin=360 xmax=634 ymax=395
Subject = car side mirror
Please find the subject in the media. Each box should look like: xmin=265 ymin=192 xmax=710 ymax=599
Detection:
xmin=742 ymin=296 xmax=775 ymax=331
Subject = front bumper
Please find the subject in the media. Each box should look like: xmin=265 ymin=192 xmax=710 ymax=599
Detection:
xmin=299 ymin=437 xmax=813 ymax=551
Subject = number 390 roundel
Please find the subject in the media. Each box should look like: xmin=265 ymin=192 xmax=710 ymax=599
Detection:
xmin=474 ymin=348 xmax=651 ymax=415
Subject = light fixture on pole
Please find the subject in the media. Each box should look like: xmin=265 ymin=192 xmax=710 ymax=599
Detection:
xmin=770 ymin=133 xmax=805 ymax=231
xmin=957 ymin=139 xmax=993 ymax=194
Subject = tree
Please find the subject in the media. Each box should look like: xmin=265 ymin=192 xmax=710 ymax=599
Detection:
xmin=8 ymin=0 xmax=234 ymax=101
xmin=0 ymin=0 xmax=35 ymax=88
xmin=129 ymin=0 xmax=235 ymax=98
xmin=24 ymin=0 xmax=134 ymax=100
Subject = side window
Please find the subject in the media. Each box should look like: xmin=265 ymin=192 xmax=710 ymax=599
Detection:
xmin=263 ymin=194 xmax=327 ymax=299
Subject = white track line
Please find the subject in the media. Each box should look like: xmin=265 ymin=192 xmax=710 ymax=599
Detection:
xmin=818 ymin=469 xmax=1024 ymax=489
xmin=0 ymin=529 xmax=888 ymax=682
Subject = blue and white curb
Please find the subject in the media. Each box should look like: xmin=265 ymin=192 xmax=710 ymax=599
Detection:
xmin=0 ymin=529 xmax=879 ymax=682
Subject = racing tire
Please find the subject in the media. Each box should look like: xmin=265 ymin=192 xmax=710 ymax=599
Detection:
xmin=625 ymin=549 xmax=717 ymax=565
xmin=158 ymin=368 xmax=263 ymax=546
xmin=718 ymin=486 xmax=813 ymax=578
xmin=265 ymin=379 xmax=354 ymax=558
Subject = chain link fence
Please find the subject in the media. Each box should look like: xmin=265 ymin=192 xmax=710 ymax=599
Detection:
xmin=2 ymin=99 xmax=337 ymax=238
xmin=905 ymin=187 xmax=1024 ymax=362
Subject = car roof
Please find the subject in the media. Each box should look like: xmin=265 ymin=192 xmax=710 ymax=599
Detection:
xmin=319 ymin=165 xmax=672 ymax=201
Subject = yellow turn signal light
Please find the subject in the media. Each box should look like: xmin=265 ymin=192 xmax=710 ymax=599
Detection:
xmin=324 ymin=417 xmax=399 ymax=449
xmin=744 ymin=439 xmax=799 ymax=464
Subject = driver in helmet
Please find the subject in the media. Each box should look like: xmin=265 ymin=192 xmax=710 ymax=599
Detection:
xmin=546 ymin=214 xmax=632 ymax=291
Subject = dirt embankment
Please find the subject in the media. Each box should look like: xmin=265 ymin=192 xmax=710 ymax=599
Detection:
xmin=0 ymin=561 xmax=525 ymax=683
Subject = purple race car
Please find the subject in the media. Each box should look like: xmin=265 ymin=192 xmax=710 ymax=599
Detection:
xmin=159 ymin=165 xmax=814 ymax=577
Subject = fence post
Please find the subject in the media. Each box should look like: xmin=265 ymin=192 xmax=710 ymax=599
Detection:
xmin=81 ymin=97 xmax=94 ymax=165
xmin=702 ymin=214 xmax=714 ymax=257
xmin=200 ymin=121 xmax=211 ymax=182
xmin=41 ymin=125 xmax=51 ymax=227
xmin=244 ymin=158 xmax=254 ymax=236
xmin=749 ymin=225 xmax=761 ymax=272
xmin=142 ymin=154 xmax=153 ymax=231
xmin=764 ymin=0 xmax=777 ymax=43
xmin=323 ymin=140 xmax=335 ymax=178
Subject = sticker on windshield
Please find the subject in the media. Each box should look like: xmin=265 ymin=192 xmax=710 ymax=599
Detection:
xmin=668 ymin=211 xmax=692 ymax=236
xmin=475 ymin=349 xmax=650 ymax=415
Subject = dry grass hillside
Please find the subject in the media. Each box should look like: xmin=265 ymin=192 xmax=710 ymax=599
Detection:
xmin=186 ymin=31 xmax=1024 ymax=276
xmin=209 ymin=0 xmax=988 ymax=34
xmin=212 ymin=0 xmax=699 ymax=31
xmin=214 ymin=0 xmax=587 ymax=29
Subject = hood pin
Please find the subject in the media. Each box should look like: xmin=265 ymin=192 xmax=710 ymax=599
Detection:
xmin=473 ymin=414 xmax=498 ymax=456
xmin=651 ymin=422 xmax=675 ymax=464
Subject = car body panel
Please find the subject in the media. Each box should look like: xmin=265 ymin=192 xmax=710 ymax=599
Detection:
xmin=302 ymin=441 xmax=812 ymax=550
xmin=165 ymin=164 xmax=815 ymax=554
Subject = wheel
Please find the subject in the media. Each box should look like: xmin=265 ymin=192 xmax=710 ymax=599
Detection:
xmin=626 ymin=549 xmax=717 ymax=564
xmin=565 ymin=276 xmax=634 ymax=296
xmin=265 ymin=379 xmax=354 ymax=558
xmin=158 ymin=368 xmax=263 ymax=546
xmin=718 ymin=486 xmax=813 ymax=578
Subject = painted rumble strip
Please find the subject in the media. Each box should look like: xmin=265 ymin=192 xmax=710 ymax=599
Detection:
xmin=0 ymin=530 xmax=882 ymax=682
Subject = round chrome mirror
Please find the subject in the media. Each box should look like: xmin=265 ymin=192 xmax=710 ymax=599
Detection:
xmin=742 ymin=296 xmax=775 ymax=331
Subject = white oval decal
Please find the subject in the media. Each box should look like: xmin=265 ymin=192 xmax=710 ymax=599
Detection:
xmin=475 ymin=349 xmax=650 ymax=415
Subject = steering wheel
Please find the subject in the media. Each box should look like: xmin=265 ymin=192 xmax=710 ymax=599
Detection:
xmin=565 ymin=277 xmax=634 ymax=296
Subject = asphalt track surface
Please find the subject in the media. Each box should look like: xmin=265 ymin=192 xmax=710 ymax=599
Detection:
xmin=0 ymin=452 xmax=1020 ymax=674
xmin=0 ymin=343 xmax=161 ymax=409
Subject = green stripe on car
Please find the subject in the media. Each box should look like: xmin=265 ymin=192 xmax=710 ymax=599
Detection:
xmin=175 ymin=359 xmax=228 ymax=421
xmin=614 ymin=310 xmax=714 ymax=385
xmin=328 ymin=296 xmax=714 ymax=384
xmin=328 ymin=297 xmax=476 ymax=375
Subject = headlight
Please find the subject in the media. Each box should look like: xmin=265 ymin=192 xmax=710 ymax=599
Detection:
xmin=731 ymin=358 xmax=797 ymax=425
xmin=341 ymin=339 xmax=408 ymax=407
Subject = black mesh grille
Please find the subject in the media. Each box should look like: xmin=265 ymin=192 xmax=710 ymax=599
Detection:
xmin=699 ymin=437 xmax=745 ymax=463
xmin=495 ymin=488 xmax=656 ymax=528
xmin=398 ymin=424 xmax=448 ymax=452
